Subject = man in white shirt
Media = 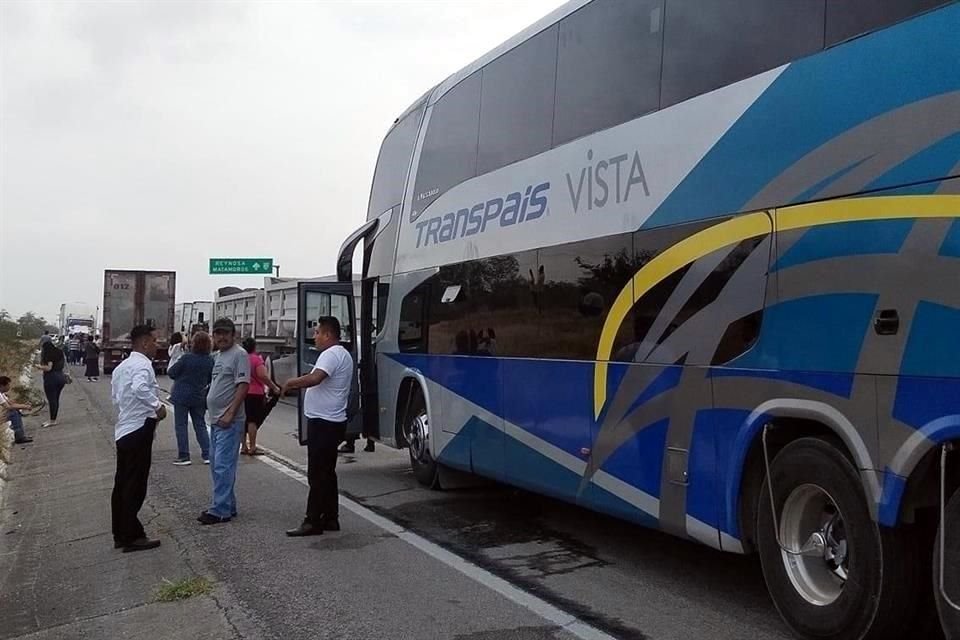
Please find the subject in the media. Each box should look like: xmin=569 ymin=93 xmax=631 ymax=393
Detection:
xmin=110 ymin=325 xmax=166 ymax=552
xmin=282 ymin=315 xmax=354 ymax=537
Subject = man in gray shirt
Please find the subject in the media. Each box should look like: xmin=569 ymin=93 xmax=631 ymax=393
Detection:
xmin=198 ymin=318 xmax=250 ymax=525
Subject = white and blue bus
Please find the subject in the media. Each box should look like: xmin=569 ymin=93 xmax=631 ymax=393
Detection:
xmin=300 ymin=2 xmax=960 ymax=638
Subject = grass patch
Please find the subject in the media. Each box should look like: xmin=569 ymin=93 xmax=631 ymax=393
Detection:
xmin=0 ymin=338 xmax=43 ymax=408
xmin=0 ymin=339 xmax=34 ymax=382
xmin=11 ymin=384 xmax=44 ymax=408
xmin=154 ymin=576 xmax=214 ymax=602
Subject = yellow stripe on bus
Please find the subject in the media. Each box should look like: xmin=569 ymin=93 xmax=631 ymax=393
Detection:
xmin=593 ymin=194 xmax=960 ymax=419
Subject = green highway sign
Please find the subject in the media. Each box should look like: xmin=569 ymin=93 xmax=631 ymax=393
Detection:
xmin=209 ymin=258 xmax=274 ymax=275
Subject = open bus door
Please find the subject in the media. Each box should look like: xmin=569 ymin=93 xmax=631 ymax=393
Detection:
xmin=296 ymin=281 xmax=361 ymax=445
xmin=359 ymin=277 xmax=386 ymax=442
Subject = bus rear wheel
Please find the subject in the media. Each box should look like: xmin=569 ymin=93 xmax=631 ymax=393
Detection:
xmin=757 ymin=437 xmax=920 ymax=640
xmin=935 ymin=486 xmax=960 ymax=639
xmin=402 ymin=389 xmax=437 ymax=488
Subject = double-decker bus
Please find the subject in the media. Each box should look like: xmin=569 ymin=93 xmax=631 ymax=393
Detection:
xmin=300 ymin=2 xmax=960 ymax=638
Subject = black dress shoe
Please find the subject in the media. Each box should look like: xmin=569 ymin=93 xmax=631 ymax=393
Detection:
xmin=319 ymin=518 xmax=340 ymax=532
xmin=286 ymin=522 xmax=323 ymax=537
xmin=363 ymin=440 xmax=375 ymax=453
xmin=337 ymin=441 xmax=356 ymax=454
xmin=14 ymin=437 xmax=33 ymax=444
xmin=122 ymin=537 xmax=161 ymax=553
xmin=197 ymin=511 xmax=231 ymax=525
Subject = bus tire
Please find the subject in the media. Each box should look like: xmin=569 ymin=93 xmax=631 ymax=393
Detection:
xmin=756 ymin=437 xmax=920 ymax=640
xmin=935 ymin=487 xmax=960 ymax=639
xmin=403 ymin=389 xmax=438 ymax=488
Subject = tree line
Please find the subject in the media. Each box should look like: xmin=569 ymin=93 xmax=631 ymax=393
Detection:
xmin=0 ymin=310 xmax=55 ymax=341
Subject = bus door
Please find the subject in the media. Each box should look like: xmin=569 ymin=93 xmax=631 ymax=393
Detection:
xmin=296 ymin=281 xmax=361 ymax=445
xmin=359 ymin=277 xmax=387 ymax=440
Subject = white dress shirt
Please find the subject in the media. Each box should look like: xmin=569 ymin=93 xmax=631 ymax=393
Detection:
xmin=111 ymin=351 xmax=162 ymax=441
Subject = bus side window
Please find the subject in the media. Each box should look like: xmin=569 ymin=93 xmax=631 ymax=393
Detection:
xmin=399 ymin=287 xmax=428 ymax=353
xmin=376 ymin=283 xmax=389 ymax=334
xmin=624 ymin=224 xmax=771 ymax=367
xmin=412 ymin=72 xmax=481 ymax=213
xmin=826 ymin=0 xmax=950 ymax=46
xmin=429 ymin=252 xmax=539 ymax=357
xmin=554 ymin=0 xmax=663 ymax=147
xmin=660 ymin=0 xmax=824 ymax=108
xmin=477 ymin=25 xmax=557 ymax=174
xmin=536 ymin=233 xmax=636 ymax=360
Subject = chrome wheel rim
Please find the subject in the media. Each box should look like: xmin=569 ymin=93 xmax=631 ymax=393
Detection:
xmin=779 ymin=484 xmax=849 ymax=606
xmin=407 ymin=410 xmax=429 ymax=462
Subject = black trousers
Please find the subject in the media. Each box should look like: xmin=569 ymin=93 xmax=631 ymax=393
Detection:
xmin=306 ymin=418 xmax=347 ymax=524
xmin=111 ymin=419 xmax=157 ymax=545
xmin=43 ymin=372 xmax=65 ymax=421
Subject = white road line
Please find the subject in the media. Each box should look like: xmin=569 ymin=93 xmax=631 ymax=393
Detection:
xmin=254 ymin=446 xmax=616 ymax=640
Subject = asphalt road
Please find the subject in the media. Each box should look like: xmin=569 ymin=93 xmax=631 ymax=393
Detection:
xmin=4 ymin=372 xmax=793 ymax=639
xmin=45 ymin=376 xmax=589 ymax=640
xmin=145 ymin=375 xmax=792 ymax=640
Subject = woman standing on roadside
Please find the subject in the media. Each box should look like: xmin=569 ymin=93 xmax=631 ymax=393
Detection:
xmin=37 ymin=340 xmax=67 ymax=427
xmin=241 ymin=337 xmax=280 ymax=456
xmin=168 ymin=332 xmax=187 ymax=369
xmin=167 ymin=331 xmax=214 ymax=466
xmin=84 ymin=335 xmax=101 ymax=382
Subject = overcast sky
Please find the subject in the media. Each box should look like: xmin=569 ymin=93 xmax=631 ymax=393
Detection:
xmin=0 ymin=0 xmax=565 ymax=323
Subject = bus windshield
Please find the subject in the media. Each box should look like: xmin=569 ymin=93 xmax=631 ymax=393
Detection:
xmin=366 ymin=100 xmax=426 ymax=220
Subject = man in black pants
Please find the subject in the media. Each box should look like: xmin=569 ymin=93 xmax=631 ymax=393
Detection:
xmin=282 ymin=316 xmax=354 ymax=536
xmin=109 ymin=325 xmax=166 ymax=552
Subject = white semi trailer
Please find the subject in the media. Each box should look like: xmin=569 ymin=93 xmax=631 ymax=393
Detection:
xmin=58 ymin=302 xmax=97 ymax=338
xmin=175 ymin=301 xmax=213 ymax=335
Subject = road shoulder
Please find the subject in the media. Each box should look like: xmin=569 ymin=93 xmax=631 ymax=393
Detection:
xmin=0 ymin=376 xmax=262 ymax=640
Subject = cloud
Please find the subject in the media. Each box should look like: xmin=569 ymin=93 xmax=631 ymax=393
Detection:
xmin=0 ymin=0 xmax=564 ymax=323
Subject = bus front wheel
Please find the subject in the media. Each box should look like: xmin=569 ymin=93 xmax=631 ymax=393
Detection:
xmin=935 ymin=486 xmax=960 ymax=639
xmin=756 ymin=437 xmax=920 ymax=640
xmin=403 ymin=390 xmax=438 ymax=488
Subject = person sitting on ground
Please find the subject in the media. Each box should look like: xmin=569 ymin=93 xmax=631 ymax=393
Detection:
xmin=0 ymin=376 xmax=34 ymax=444
xmin=167 ymin=331 xmax=214 ymax=466
xmin=241 ymin=337 xmax=281 ymax=456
